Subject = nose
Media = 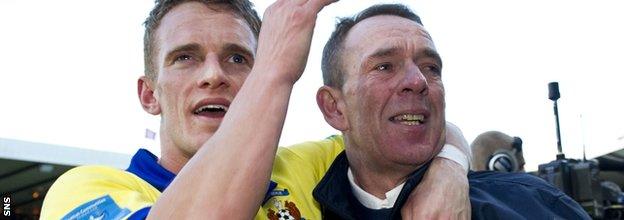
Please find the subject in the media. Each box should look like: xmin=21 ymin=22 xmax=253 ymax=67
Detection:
xmin=197 ymin=55 xmax=228 ymax=89
xmin=399 ymin=62 xmax=428 ymax=95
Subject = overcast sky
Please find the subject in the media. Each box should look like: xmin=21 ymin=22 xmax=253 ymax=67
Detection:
xmin=1 ymin=0 xmax=623 ymax=171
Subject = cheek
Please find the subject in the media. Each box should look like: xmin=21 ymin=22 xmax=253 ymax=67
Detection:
xmin=159 ymin=85 xmax=178 ymax=106
xmin=361 ymin=84 xmax=391 ymax=114
xmin=232 ymin=73 xmax=248 ymax=91
xmin=434 ymin=80 xmax=445 ymax=95
xmin=156 ymin=80 xmax=187 ymax=115
xmin=429 ymin=83 xmax=445 ymax=107
xmin=223 ymin=67 xmax=249 ymax=93
xmin=352 ymin=87 xmax=387 ymax=132
xmin=153 ymin=84 xmax=167 ymax=107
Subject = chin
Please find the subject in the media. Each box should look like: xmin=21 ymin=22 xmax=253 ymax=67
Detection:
xmin=184 ymin=132 xmax=215 ymax=153
xmin=392 ymin=143 xmax=437 ymax=165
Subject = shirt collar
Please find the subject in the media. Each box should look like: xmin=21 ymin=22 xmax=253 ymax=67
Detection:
xmin=126 ymin=149 xmax=175 ymax=191
xmin=347 ymin=168 xmax=405 ymax=210
xmin=313 ymin=151 xmax=433 ymax=219
xmin=125 ymin=148 xmax=276 ymax=203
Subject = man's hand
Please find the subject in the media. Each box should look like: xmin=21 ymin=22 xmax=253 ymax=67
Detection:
xmin=401 ymin=158 xmax=471 ymax=219
xmin=254 ymin=0 xmax=337 ymax=84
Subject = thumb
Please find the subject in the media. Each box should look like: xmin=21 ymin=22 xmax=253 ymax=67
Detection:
xmin=306 ymin=0 xmax=339 ymax=14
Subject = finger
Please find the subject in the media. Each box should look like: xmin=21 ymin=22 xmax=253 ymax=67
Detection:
xmin=292 ymin=0 xmax=308 ymax=6
xmin=305 ymin=0 xmax=338 ymax=14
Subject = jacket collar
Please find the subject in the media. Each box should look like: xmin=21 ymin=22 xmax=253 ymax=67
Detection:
xmin=313 ymin=151 xmax=432 ymax=220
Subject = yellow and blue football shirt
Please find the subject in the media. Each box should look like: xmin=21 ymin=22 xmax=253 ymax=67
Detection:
xmin=258 ymin=135 xmax=344 ymax=220
xmin=40 ymin=135 xmax=345 ymax=220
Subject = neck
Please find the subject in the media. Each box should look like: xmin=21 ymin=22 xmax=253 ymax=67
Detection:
xmin=344 ymin=139 xmax=420 ymax=199
xmin=158 ymin=135 xmax=189 ymax=174
xmin=348 ymin=161 xmax=417 ymax=199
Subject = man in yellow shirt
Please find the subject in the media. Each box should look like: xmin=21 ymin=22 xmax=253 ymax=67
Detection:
xmin=41 ymin=0 xmax=471 ymax=219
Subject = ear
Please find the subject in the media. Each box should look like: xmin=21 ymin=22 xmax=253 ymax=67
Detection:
xmin=316 ymin=85 xmax=348 ymax=131
xmin=138 ymin=76 xmax=161 ymax=115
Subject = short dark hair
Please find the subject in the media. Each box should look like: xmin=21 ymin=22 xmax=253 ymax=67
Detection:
xmin=143 ymin=0 xmax=261 ymax=81
xmin=321 ymin=4 xmax=423 ymax=88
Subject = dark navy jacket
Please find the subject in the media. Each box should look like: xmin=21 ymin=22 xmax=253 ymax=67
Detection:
xmin=313 ymin=152 xmax=590 ymax=220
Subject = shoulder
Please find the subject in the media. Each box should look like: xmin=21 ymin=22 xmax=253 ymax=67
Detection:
xmin=41 ymin=165 xmax=159 ymax=219
xmin=469 ymin=171 xmax=567 ymax=201
xmin=470 ymin=171 xmax=558 ymax=189
xmin=276 ymin=135 xmax=344 ymax=166
xmin=281 ymin=135 xmax=344 ymax=156
xmin=468 ymin=171 xmax=590 ymax=219
xmin=46 ymin=165 xmax=144 ymax=193
xmin=272 ymin=135 xmax=344 ymax=179
xmin=58 ymin=165 xmax=135 ymax=181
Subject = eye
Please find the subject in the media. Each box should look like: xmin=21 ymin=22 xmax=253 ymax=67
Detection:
xmin=228 ymin=54 xmax=247 ymax=64
xmin=174 ymin=54 xmax=194 ymax=63
xmin=374 ymin=63 xmax=392 ymax=72
xmin=422 ymin=64 xmax=441 ymax=76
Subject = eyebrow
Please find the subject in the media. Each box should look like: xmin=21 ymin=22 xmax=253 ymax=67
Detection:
xmin=222 ymin=43 xmax=255 ymax=60
xmin=163 ymin=42 xmax=255 ymax=65
xmin=164 ymin=43 xmax=203 ymax=64
xmin=360 ymin=47 xmax=399 ymax=71
xmin=362 ymin=46 xmax=443 ymax=68
xmin=366 ymin=47 xmax=400 ymax=60
xmin=419 ymin=48 xmax=443 ymax=68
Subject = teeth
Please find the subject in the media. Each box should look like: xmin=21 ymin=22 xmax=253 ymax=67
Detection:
xmin=401 ymin=121 xmax=421 ymax=125
xmin=392 ymin=114 xmax=424 ymax=125
xmin=194 ymin=104 xmax=228 ymax=114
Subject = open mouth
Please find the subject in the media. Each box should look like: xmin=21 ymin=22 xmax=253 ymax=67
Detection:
xmin=193 ymin=104 xmax=229 ymax=118
xmin=389 ymin=114 xmax=425 ymax=126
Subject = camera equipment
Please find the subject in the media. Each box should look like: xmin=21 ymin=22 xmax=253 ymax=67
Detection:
xmin=537 ymin=82 xmax=624 ymax=219
xmin=548 ymin=82 xmax=565 ymax=160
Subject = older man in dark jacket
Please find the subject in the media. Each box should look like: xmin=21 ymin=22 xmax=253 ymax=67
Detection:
xmin=312 ymin=3 xmax=590 ymax=220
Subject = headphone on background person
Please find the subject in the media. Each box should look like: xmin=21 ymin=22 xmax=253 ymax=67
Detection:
xmin=486 ymin=137 xmax=523 ymax=172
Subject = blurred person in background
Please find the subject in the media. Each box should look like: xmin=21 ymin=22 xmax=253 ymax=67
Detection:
xmin=471 ymin=131 xmax=525 ymax=172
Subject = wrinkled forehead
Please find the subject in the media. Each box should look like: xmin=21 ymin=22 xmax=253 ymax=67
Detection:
xmin=343 ymin=15 xmax=436 ymax=61
xmin=156 ymin=2 xmax=257 ymax=55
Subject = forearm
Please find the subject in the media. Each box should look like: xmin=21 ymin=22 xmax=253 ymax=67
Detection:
xmin=437 ymin=121 xmax=472 ymax=171
xmin=446 ymin=122 xmax=471 ymax=161
xmin=149 ymin=69 xmax=294 ymax=219
xmin=401 ymin=122 xmax=472 ymax=219
xmin=436 ymin=146 xmax=469 ymax=173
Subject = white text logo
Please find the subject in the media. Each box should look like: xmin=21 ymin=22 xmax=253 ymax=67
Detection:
xmin=2 ymin=196 xmax=10 ymax=217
